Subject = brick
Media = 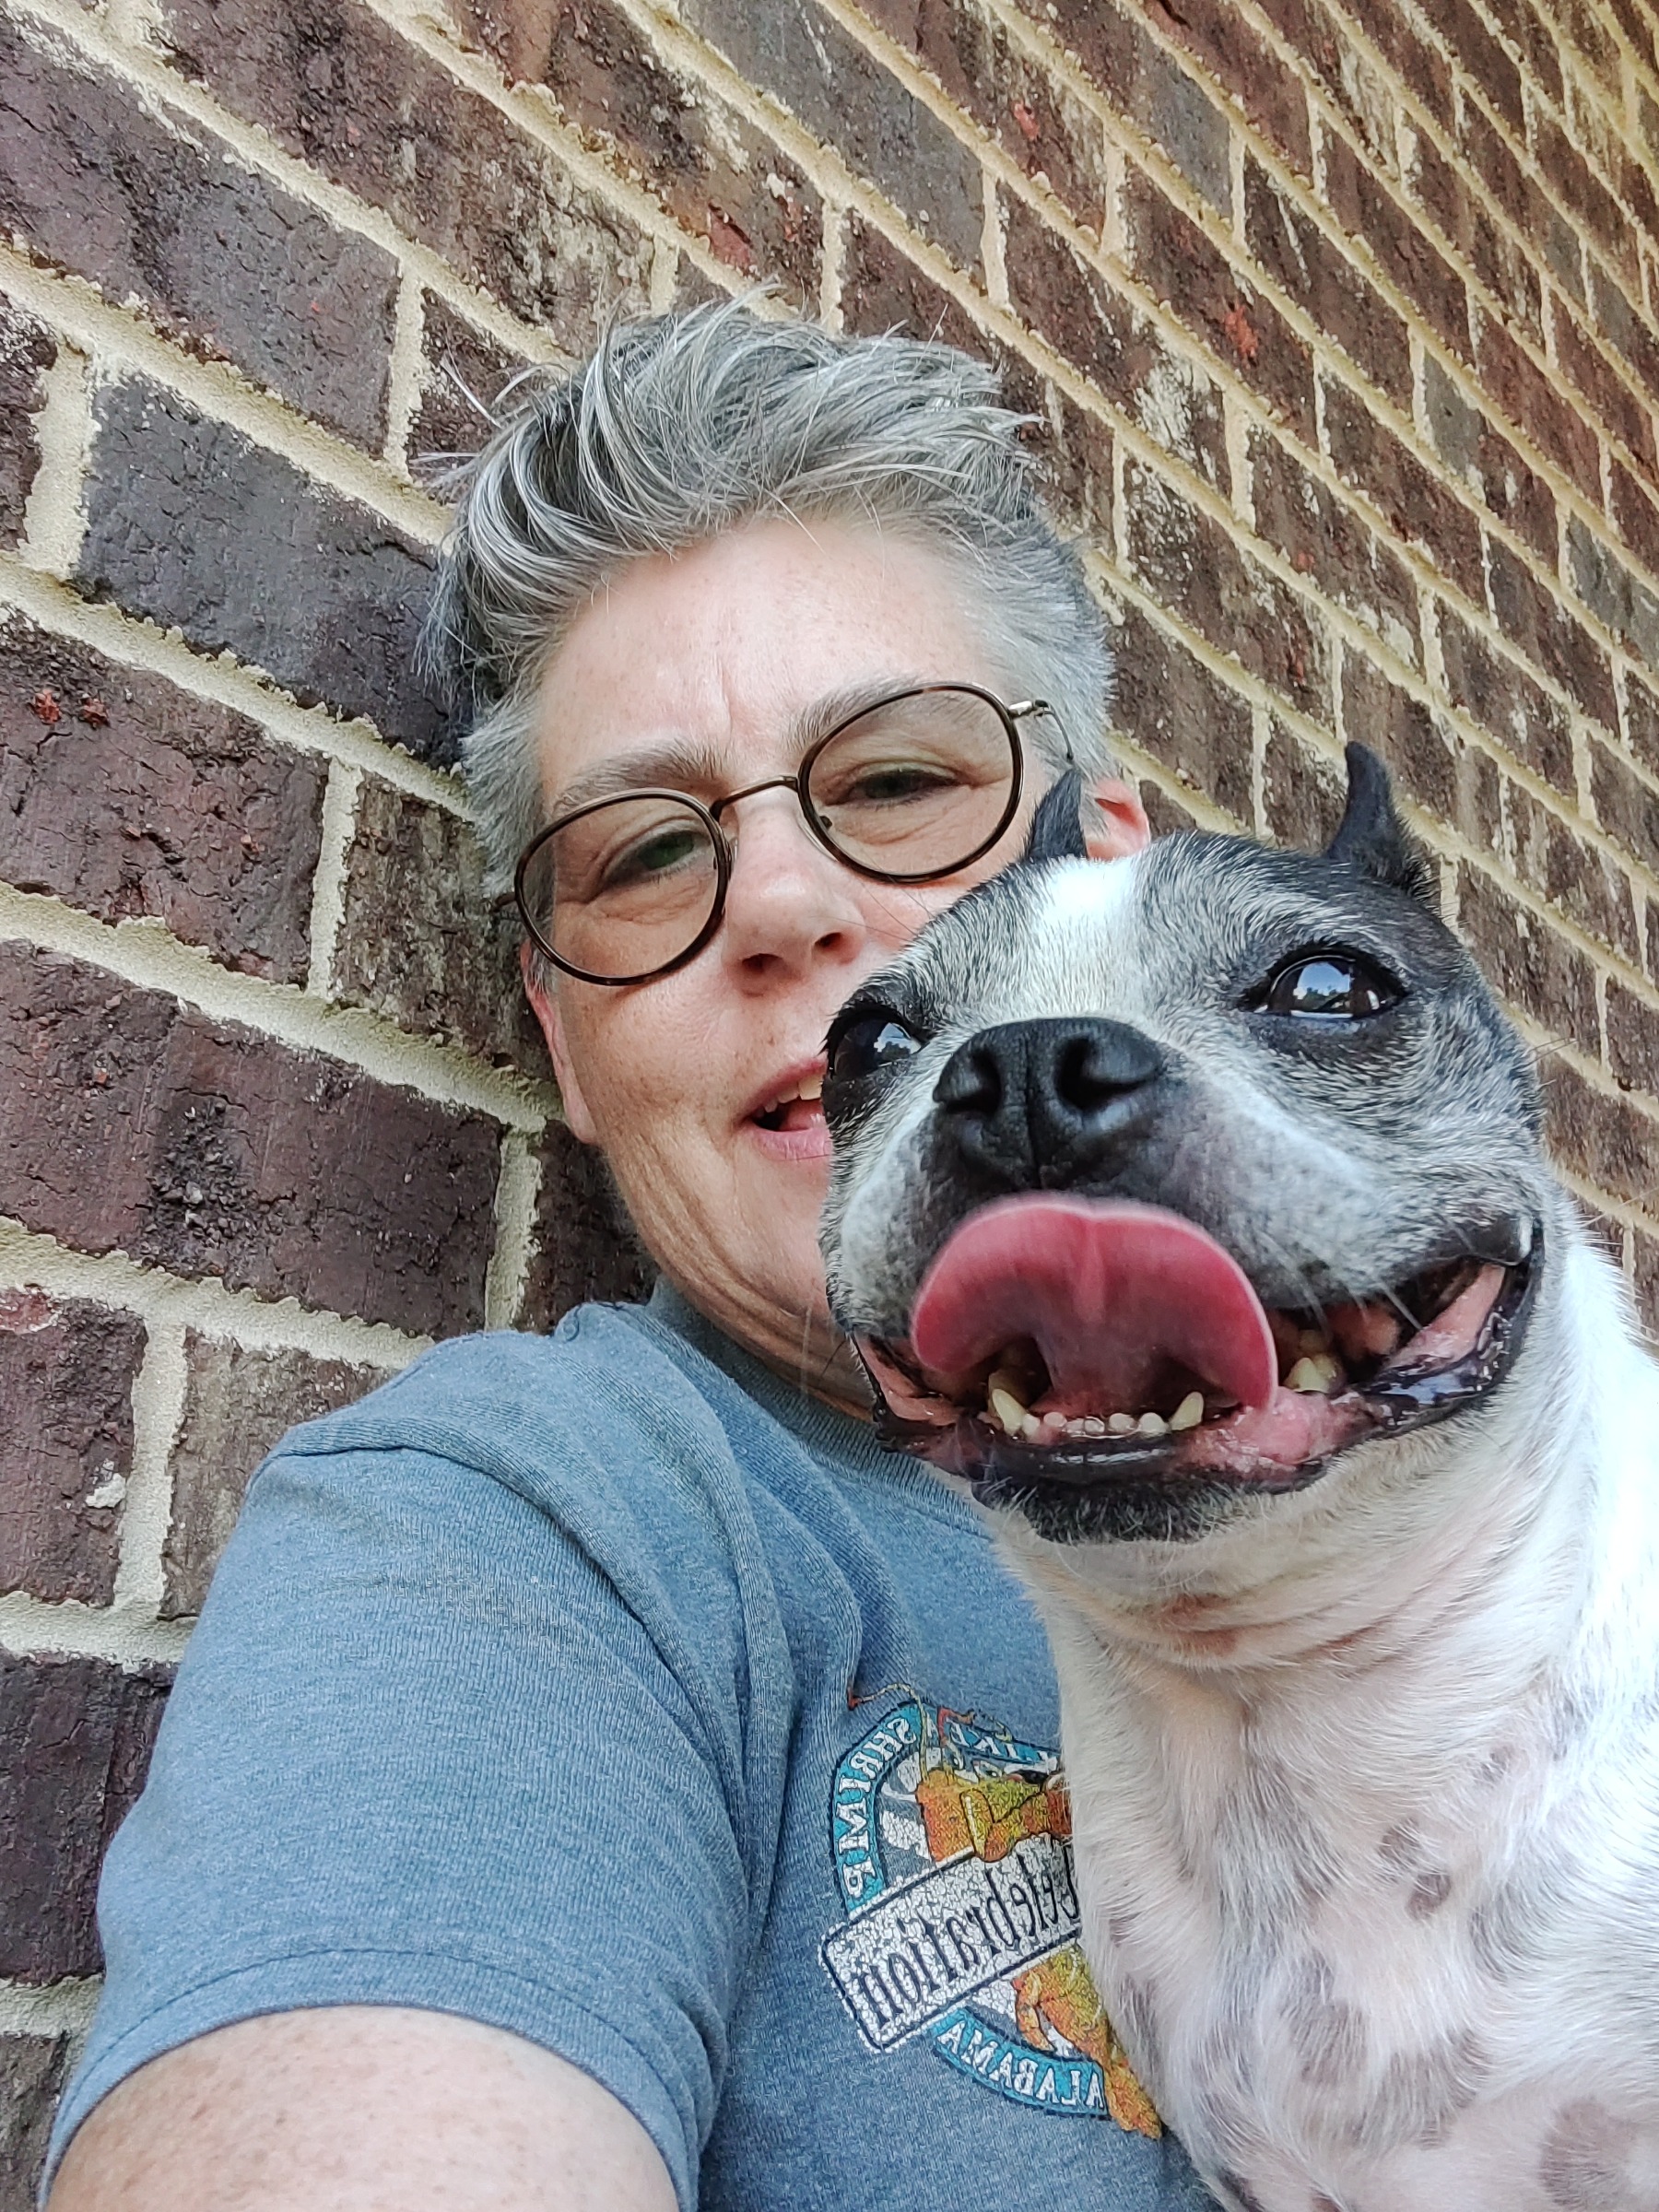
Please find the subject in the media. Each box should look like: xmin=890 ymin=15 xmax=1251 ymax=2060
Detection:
xmin=0 ymin=610 xmax=324 ymax=982
xmin=1586 ymin=262 xmax=1659 ymax=418
xmin=1339 ymin=0 xmax=1454 ymax=125
xmin=1538 ymin=0 xmax=1621 ymax=100
xmin=1419 ymin=354 xmax=1557 ymax=565
xmin=1124 ymin=167 xmax=1315 ymax=443
xmin=1610 ymin=458 xmax=1659 ymax=576
xmin=1454 ymin=862 xmax=1598 ymax=1051
xmin=1569 ymin=517 xmax=1659 ymax=665
xmin=1473 ymin=307 xmax=1602 ymax=503
xmin=861 ymin=0 xmax=1113 ymax=230
xmin=1136 ymin=777 xmax=1207 ymax=837
xmin=1550 ymin=300 xmax=1657 ymax=476
xmin=1469 ymin=0 xmax=1564 ymax=106
xmin=1507 ymin=779 xmax=1641 ymax=960
xmin=457 ymin=0 xmax=823 ymax=300
xmin=1625 ymin=668 xmax=1659 ymax=783
xmin=1004 ymin=197 xmax=1230 ymax=491
xmin=1341 ymin=647 xmax=1500 ymax=851
xmin=1322 ymin=376 xmax=1485 ymax=604
xmin=1436 ymin=602 xmax=1575 ymax=793
xmin=1324 ymin=135 xmax=1471 ymax=364
xmin=1456 ymin=100 xmax=1582 ymax=316
xmin=518 ymin=1118 xmax=654 ymax=1330
xmin=0 ymin=946 xmax=500 ymax=1339
xmin=76 ymin=379 xmax=449 ymax=763
xmin=1124 ymin=459 xmax=1331 ymax=721
xmin=1606 ymin=977 xmax=1659 ymax=1096
xmin=840 ymin=213 xmax=985 ymax=351
xmin=0 ymin=2034 xmax=70 ymax=2212
xmin=1631 ymin=1225 xmax=1659 ymax=1337
xmin=335 ymin=775 xmax=550 ymax=1075
xmin=1263 ymin=720 xmax=1347 ymax=847
xmin=1413 ymin=0 xmax=1524 ymax=131
xmin=1242 ymin=158 xmax=1411 ymax=407
xmin=672 ymin=0 xmax=983 ymax=269
xmin=1405 ymin=125 xmax=1539 ymax=344
xmin=994 ymin=0 xmax=1231 ymax=214
xmin=0 ymin=1651 xmax=170 ymax=1982
xmin=1110 ymin=599 xmax=1255 ymax=822
xmin=1253 ymin=0 xmax=1388 ymax=158
xmin=159 ymin=0 xmax=654 ymax=345
xmin=161 ymin=1333 xmax=387 ymax=1618
xmin=0 ymin=14 xmax=394 ymax=449
xmin=0 ymin=295 xmax=54 ymax=550
xmin=0 ymin=1291 xmax=142 ymax=1606
xmin=1529 ymin=111 xmax=1638 ymax=292
xmin=1591 ymin=739 xmax=1659 ymax=879
xmin=1249 ymin=428 xmax=1419 ymax=664
xmin=1543 ymin=1054 xmax=1659 ymax=1206
xmin=1487 ymin=537 xmax=1618 ymax=731
xmin=1137 ymin=0 xmax=1312 ymax=178
xmin=407 ymin=295 xmax=528 ymax=475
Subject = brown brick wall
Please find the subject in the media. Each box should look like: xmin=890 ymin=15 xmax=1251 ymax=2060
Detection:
xmin=4 ymin=0 xmax=1659 ymax=2175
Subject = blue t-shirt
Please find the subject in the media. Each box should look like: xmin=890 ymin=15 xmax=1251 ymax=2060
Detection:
xmin=52 ymin=1288 xmax=1213 ymax=2209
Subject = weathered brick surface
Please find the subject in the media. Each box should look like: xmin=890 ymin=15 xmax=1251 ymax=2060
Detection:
xmin=1544 ymin=1053 xmax=1659 ymax=1206
xmin=1568 ymin=517 xmax=1659 ymax=666
xmin=1243 ymin=158 xmax=1411 ymax=406
xmin=1342 ymin=649 xmax=1500 ymax=852
xmin=1249 ymin=428 xmax=1419 ymax=662
xmin=1606 ymin=976 xmax=1659 ymax=1096
xmin=1405 ymin=123 xmax=1540 ymax=344
xmin=1549 ymin=297 xmax=1656 ymax=475
xmin=1435 ymin=602 xmax=1575 ymax=793
xmin=673 ymin=0 xmax=985 ymax=269
xmin=1322 ymin=376 xmax=1486 ymax=606
xmin=840 ymin=215 xmax=982 ymax=349
xmin=0 ymin=1652 xmax=171 ymax=1982
xmin=1456 ymin=861 xmax=1599 ymax=1050
xmin=158 ymin=0 xmax=655 ymax=347
xmin=335 ymin=775 xmax=549 ymax=1074
xmin=76 ymin=379 xmax=448 ymax=762
xmin=457 ymin=0 xmax=823 ymax=300
xmin=0 ymin=947 xmax=500 ymax=1339
xmin=1590 ymin=739 xmax=1659 ymax=879
xmin=0 ymin=294 xmax=54 ymax=550
xmin=1486 ymin=537 xmax=1618 ymax=730
xmin=1263 ymin=720 xmax=1347 ymax=847
xmin=407 ymin=296 xmax=528 ymax=475
xmin=1112 ymin=601 xmax=1255 ymax=822
xmin=1418 ymin=354 xmax=1556 ymax=566
xmin=161 ymin=1334 xmax=388 ymax=1618
xmin=0 ymin=14 xmax=396 ymax=449
xmin=1503 ymin=776 xmax=1638 ymax=960
xmin=0 ymin=2033 xmax=70 ymax=2212
xmin=0 ymin=1291 xmax=142 ymax=1606
xmin=519 ymin=1120 xmax=654 ymax=1332
xmin=1324 ymin=134 xmax=1472 ymax=364
xmin=0 ymin=610 xmax=324 ymax=981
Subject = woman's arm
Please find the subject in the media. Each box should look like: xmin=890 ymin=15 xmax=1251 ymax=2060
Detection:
xmin=50 ymin=2006 xmax=677 ymax=2211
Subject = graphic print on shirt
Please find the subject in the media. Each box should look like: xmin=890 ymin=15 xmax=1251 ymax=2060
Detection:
xmin=818 ymin=1694 xmax=1160 ymax=2135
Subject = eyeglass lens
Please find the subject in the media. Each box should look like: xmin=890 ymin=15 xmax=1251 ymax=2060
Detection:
xmin=520 ymin=688 xmax=1018 ymax=983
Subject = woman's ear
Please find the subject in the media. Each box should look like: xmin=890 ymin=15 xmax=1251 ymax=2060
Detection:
xmin=1084 ymin=776 xmax=1151 ymax=861
xmin=521 ymin=941 xmax=600 ymax=1145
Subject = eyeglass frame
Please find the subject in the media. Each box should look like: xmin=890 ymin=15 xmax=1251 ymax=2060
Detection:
xmin=512 ymin=682 xmax=1057 ymax=988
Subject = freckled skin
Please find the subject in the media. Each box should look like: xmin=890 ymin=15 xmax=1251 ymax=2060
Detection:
xmin=821 ymin=759 xmax=1659 ymax=2208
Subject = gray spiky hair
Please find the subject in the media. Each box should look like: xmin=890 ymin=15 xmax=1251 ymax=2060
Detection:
xmin=424 ymin=296 xmax=1114 ymax=891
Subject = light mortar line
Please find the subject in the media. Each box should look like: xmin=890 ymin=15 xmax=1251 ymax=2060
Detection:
xmin=818 ymin=199 xmax=847 ymax=331
xmin=0 ymin=239 xmax=446 ymax=547
xmin=0 ymin=1591 xmax=191 ymax=1668
xmin=306 ymin=760 xmax=364 ymax=1001
xmin=0 ymin=1217 xmax=427 ymax=1369
xmin=0 ymin=1978 xmax=101 ymax=2041
xmin=18 ymin=343 xmax=91 ymax=580
xmin=981 ymin=177 xmax=1009 ymax=312
xmin=0 ymin=885 xmax=555 ymax=1132
xmin=112 ymin=1324 xmax=186 ymax=1615
xmin=649 ymin=236 xmax=683 ymax=315
xmin=383 ymin=269 xmax=428 ymax=477
xmin=483 ymin=1131 xmax=542 ymax=1330
xmin=0 ymin=558 xmax=466 ymax=815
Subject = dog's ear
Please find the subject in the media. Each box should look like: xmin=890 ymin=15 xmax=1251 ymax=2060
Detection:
xmin=1023 ymin=768 xmax=1088 ymax=865
xmin=1325 ymin=743 xmax=1434 ymax=901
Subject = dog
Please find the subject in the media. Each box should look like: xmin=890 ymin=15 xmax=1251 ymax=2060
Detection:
xmin=818 ymin=746 xmax=1659 ymax=2212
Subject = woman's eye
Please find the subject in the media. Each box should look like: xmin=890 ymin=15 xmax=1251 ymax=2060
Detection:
xmin=1257 ymin=952 xmax=1400 ymax=1019
xmin=828 ymin=1009 xmax=925 ymax=1083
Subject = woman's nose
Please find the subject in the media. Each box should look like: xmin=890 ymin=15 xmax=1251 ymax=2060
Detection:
xmin=716 ymin=788 xmax=869 ymax=980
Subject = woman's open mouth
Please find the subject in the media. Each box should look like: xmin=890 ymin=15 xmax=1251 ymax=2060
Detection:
xmin=853 ymin=1196 xmax=1538 ymax=1500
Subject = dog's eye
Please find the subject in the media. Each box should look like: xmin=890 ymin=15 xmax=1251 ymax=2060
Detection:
xmin=1256 ymin=951 xmax=1400 ymax=1019
xmin=827 ymin=1008 xmax=924 ymax=1083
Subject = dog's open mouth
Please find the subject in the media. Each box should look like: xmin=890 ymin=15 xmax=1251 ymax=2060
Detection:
xmin=853 ymin=1197 xmax=1537 ymax=1500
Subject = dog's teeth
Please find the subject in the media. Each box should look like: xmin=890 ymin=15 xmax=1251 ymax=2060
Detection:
xmin=1287 ymin=1353 xmax=1342 ymax=1394
xmin=989 ymin=1384 xmax=1028 ymax=1433
xmin=1081 ymin=1416 xmax=1108 ymax=1436
xmin=1020 ymin=1413 xmax=1045 ymax=1442
xmin=1107 ymin=1411 xmax=1136 ymax=1435
xmin=1136 ymin=1410 xmax=1168 ymax=1437
xmin=1170 ymin=1391 xmax=1205 ymax=1431
xmin=1041 ymin=1410 xmax=1068 ymax=1431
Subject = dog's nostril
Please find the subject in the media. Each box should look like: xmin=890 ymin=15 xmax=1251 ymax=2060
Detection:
xmin=1053 ymin=1030 xmax=1162 ymax=1114
xmin=935 ymin=1045 xmax=1003 ymax=1117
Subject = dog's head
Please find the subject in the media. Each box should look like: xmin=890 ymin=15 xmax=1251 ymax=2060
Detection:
xmin=820 ymin=746 xmax=1559 ymax=1547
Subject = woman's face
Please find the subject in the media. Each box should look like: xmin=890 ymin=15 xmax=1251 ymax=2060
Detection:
xmin=525 ymin=514 xmax=1147 ymax=1406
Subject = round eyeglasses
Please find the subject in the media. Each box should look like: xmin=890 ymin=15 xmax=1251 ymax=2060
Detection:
xmin=514 ymin=684 xmax=1052 ymax=986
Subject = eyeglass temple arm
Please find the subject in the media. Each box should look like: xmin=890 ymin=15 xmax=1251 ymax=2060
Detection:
xmin=1007 ymin=698 xmax=1077 ymax=771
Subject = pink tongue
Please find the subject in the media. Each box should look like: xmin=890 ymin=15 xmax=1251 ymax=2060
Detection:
xmin=910 ymin=1197 xmax=1278 ymax=1411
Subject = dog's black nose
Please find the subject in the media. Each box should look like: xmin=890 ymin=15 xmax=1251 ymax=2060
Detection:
xmin=934 ymin=1018 xmax=1166 ymax=1185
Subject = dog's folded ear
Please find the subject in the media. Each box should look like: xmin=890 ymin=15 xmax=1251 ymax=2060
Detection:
xmin=1023 ymin=768 xmax=1088 ymax=865
xmin=1326 ymin=743 xmax=1434 ymax=902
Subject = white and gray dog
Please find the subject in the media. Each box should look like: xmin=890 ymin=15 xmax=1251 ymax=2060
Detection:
xmin=818 ymin=747 xmax=1659 ymax=2212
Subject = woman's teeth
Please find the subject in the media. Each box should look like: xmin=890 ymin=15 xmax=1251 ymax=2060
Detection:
xmin=754 ymin=1072 xmax=825 ymax=1129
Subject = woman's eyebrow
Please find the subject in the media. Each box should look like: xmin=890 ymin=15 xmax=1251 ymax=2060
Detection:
xmin=546 ymin=677 xmax=935 ymax=817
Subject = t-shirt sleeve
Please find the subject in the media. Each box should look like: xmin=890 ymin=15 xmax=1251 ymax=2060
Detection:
xmin=48 ymin=1329 xmax=782 ymax=2210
